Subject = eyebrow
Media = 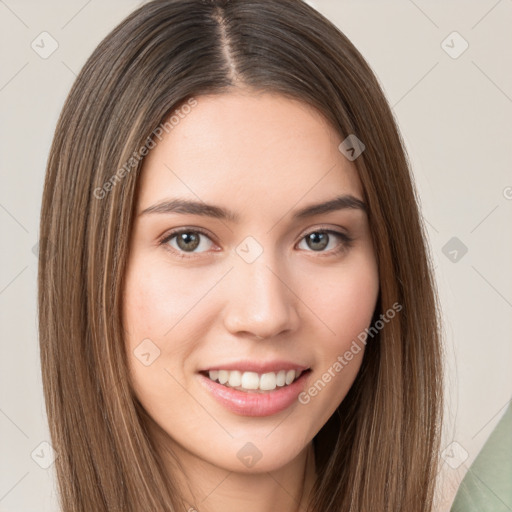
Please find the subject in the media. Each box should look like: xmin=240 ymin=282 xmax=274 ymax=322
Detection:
xmin=139 ymin=194 xmax=367 ymax=222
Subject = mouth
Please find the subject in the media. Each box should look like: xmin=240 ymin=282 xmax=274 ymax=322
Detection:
xmin=197 ymin=367 xmax=313 ymax=416
xmin=199 ymin=368 xmax=312 ymax=394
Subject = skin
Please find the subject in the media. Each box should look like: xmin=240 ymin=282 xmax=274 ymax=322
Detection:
xmin=122 ymin=89 xmax=380 ymax=512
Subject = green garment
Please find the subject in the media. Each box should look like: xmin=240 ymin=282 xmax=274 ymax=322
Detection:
xmin=451 ymin=402 xmax=512 ymax=511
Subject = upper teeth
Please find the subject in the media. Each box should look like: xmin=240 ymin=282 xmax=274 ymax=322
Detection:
xmin=208 ymin=369 xmax=303 ymax=392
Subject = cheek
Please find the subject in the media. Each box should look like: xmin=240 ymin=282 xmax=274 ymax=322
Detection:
xmin=122 ymin=261 xmax=198 ymax=420
xmin=123 ymin=259 xmax=213 ymax=347
xmin=295 ymin=255 xmax=378 ymax=422
xmin=301 ymin=251 xmax=379 ymax=346
xmin=122 ymin=260 xmax=185 ymax=384
xmin=122 ymin=256 xmax=226 ymax=398
xmin=298 ymin=250 xmax=379 ymax=397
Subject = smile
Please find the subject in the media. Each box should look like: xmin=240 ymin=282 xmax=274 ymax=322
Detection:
xmin=197 ymin=367 xmax=312 ymax=417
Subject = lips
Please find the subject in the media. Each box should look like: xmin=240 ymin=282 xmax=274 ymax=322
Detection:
xmin=197 ymin=368 xmax=312 ymax=416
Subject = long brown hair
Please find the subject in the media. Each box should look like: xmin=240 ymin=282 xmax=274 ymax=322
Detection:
xmin=38 ymin=0 xmax=443 ymax=510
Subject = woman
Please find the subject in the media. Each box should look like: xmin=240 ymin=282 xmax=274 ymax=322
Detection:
xmin=38 ymin=0 xmax=444 ymax=510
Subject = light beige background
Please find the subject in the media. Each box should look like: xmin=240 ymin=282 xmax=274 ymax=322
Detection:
xmin=1 ymin=1 xmax=511 ymax=510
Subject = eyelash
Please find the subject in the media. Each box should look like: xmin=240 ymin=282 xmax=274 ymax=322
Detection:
xmin=159 ymin=226 xmax=354 ymax=260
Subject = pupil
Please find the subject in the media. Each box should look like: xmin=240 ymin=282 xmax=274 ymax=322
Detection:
xmin=177 ymin=232 xmax=200 ymax=251
xmin=308 ymin=232 xmax=328 ymax=251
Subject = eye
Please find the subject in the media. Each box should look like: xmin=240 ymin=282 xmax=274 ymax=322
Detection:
xmin=160 ymin=228 xmax=216 ymax=256
xmin=160 ymin=227 xmax=353 ymax=259
xmin=296 ymin=229 xmax=353 ymax=254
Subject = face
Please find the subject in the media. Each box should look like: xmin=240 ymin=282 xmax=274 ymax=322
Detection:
xmin=122 ymin=90 xmax=379 ymax=476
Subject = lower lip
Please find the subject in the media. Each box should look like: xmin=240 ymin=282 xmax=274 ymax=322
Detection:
xmin=197 ymin=371 xmax=311 ymax=417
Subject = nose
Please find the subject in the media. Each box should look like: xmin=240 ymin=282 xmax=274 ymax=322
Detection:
xmin=222 ymin=255 xmax=300 ymax=340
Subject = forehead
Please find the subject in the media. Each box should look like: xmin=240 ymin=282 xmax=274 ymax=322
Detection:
xmin=136 ymin=91 xmax=363 ymax=215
